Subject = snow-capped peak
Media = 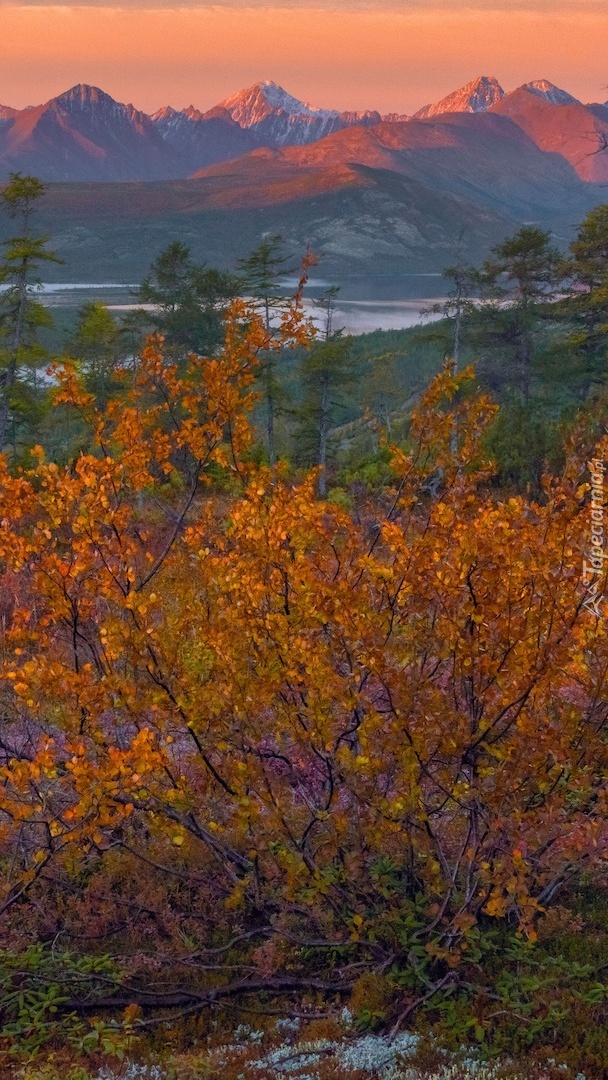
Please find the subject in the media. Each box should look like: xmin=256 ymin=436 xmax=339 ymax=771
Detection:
xmin=218 ymin=80 xmax=339 ymax=127
xmin=414 ymin=75 xmax=505 ymax=120
xmin=258 ymin=79 xmax=335 ymax=117
xmin=150 ymin=105 xmax=178 ymax=123
xmin=521 ymin=79 xmax=580 ymax=106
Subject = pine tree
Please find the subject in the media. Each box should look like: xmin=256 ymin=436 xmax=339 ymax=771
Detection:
xmin=137 ymin=241 xmax=238 ymax=357
xmin=298 ymin=287 xmax=352 ymax=495
xmin=0 ymin=174 xmax=61 ymax=451
xmin=237 ymin=235 xmax=292 ymax=469
xmin=473 ymin=226 xmax=562 ymax=402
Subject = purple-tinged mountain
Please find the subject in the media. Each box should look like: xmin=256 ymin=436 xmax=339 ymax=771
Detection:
xmin=490 ymin=85 xmax=608 ymax=181
xmin=0 ymin=75 xmax=604 ymax=187
xmin=0 ymin=105 xmax=17 ymax=140
xmin=150 ymin=103 xmax=257 ymax=172
xmin=0 ymin=85 xmax=177 ymax=181
xmin=189 ymin=108 xmax=595 ymax=225
xmin=414 ymin=75 xmax=505 ymax=119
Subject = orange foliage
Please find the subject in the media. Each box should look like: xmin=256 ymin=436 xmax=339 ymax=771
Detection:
xmin=0 ymin=296 xmax=606 ymax=1006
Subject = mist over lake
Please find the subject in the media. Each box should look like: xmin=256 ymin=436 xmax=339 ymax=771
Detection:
xmin=30 ymin=281 xmax=445 ymax=335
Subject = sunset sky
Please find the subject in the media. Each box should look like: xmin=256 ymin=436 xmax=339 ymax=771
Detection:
xmin=1 ymin=1 xmax=606 ymax=115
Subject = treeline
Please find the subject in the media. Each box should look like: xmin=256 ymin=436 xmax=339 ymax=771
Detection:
xmin=1 ymin=172 xmax=608 ymax=498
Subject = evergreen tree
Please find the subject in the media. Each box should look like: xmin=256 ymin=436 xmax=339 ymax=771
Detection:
xmin=137 ymin=241 xmax=238 ymax=357
xmin=237 ymin=235 xmax=292 ymax=469
xmin=68 ymin=301 xmax=126 ymax=408
xmin=422 ymin=237 xmax=477 ymax=372
xmin=563 ymin=204 xmax=608 ymax=359
xmin=473 ymin=226 xmax=562 ymax=402
xmin=298 ymin=287 xmax=353 ymax=496
xmin=0 ymin=174 xmax=61 ymax=451
xmin=361 ymin=350 xmax=402 ymax=451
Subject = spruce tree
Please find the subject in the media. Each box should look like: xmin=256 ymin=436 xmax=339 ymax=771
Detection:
xmin=137 ymin=241 xmax=237 ymax=357
xmin=474 ymin=226 xmax=562 ymax=402
xmin=0 ymin=174 xmax=61 ymax=451
xmin=237 ymin=235 xmax=292 ymax=469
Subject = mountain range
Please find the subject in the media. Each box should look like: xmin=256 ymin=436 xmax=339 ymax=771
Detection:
xmin=1 ymin=74 xmax=606 ymax=295
xmin=0 ymin=75 xmax=606 ymax=183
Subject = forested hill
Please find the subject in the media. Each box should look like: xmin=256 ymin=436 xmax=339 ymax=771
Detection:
xmin=4 ymin=166 xmax=601 ymax=297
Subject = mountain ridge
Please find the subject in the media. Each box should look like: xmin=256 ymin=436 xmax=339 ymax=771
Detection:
xmin=0 ymin=74 xmax=602 ymax=295
xmin=0 ymin=75 xmax=604 ymax=185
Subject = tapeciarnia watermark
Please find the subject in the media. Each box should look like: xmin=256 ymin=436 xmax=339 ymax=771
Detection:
xmin=582 ymin=458 xmax=606 ymax=618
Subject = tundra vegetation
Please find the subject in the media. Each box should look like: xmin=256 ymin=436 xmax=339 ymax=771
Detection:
xmin=0 ymin=178 xmax=607 ymax=1078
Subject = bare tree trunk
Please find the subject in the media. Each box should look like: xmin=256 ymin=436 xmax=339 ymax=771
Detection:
xmin=519 ymin=327 xmax=531 ymax=404
xmin=453 ymin=293 xmax=461 ymax=371
xmin=266 ymin=369 xmax=276 ymax=471
xmin=382 ymin=401 xmax=392 ymax=437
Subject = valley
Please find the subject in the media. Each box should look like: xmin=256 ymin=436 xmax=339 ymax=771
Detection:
xmin=0 ymin=74 xmax=604 ymax=296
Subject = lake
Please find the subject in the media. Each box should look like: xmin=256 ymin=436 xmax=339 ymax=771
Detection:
xmin=24 ymin=283 xmax=446 ymax=336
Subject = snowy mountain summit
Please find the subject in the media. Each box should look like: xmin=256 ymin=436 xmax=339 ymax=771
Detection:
xmin=521 ymin=79 xmax=580 ymax=105
xmin=215 ymin=80 xmax=380 ymax=145
xmin=414 ymin=75 xmax=506 ymax=119
xmin=0 ymin=73 xmax=602 ymax=182
xmin=219 ymin=80 xmax=338 ymax=127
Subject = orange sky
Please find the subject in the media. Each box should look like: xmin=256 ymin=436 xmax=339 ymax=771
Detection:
xmin=1 ymin=5 xmax=606 ymax=114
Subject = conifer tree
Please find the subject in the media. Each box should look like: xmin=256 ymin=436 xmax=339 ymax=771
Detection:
xmin=298 ymin=287 xmax=352 ymax=495
xmin=474 ymin=226 xmax=562 ymax=402
xmin=564 ymin=204 xmax=608 ymax=357
xmin=68 ymin=301 xmax=126 ymax=409
xmin=0 ymin=174 xmax=61 ymax=451
xmin=137 ymin=241 xmax=237 ymax=357
xmin=237 ymin=235 xmax=292 ymax=468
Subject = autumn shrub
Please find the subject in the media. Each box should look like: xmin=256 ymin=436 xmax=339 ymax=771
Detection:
xmin=0 ymin=293 xmax=606 ymax=1066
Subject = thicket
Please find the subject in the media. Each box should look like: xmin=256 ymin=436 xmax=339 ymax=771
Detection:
xmin=0 ymin=178 xmax=607 ymax=1074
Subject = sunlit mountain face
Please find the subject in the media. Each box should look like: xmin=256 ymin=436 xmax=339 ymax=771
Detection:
xmin=0 ymin=73 xmax=604 ymax=294
xmin=0 ymin=74 xmax=605 ymax=183
xmin=414 ymin=75 xmax=506 ymax=119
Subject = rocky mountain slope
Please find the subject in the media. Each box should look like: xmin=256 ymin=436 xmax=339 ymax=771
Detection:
xmin=0 ymin=85 xmax=176 ymax=182
xmin=0 ymin=75 xmax=605 ymax=182
xmin=414 ymin=75 xmax=505 ymax=119
xmin=15 ymin=115 xmax=601 ymax=294
xmin=490 ymin=86 xmax=608 ymax=182
xmin=189 ymin=108 xmax=598 ymax=223
xmin=214 ymin=79 xmax=381 ymax=146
